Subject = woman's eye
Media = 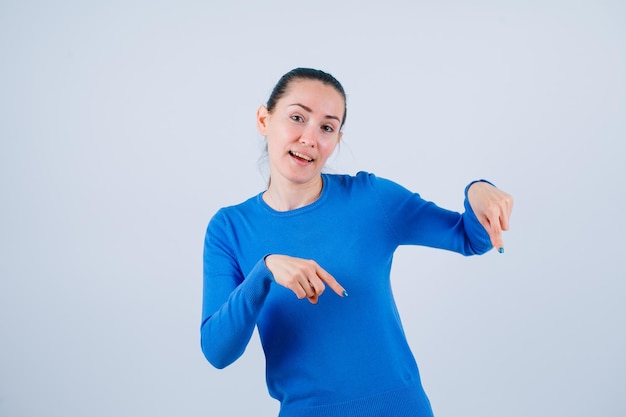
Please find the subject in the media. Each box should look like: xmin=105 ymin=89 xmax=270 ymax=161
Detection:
xmin=322 ymin=125 xmax=334 ymax=133
xmin=291 ymin=115 xmax=303 ymax=122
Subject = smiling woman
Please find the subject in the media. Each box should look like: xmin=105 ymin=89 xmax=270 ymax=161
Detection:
xmin=257 ymin=77 xmax=345 ymax=211
xmin=200 ymin=68 xmax=513 ymax=417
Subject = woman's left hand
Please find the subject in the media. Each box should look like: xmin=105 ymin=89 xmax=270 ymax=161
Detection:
xmin=467 ymin=181 xmax=514 ymax=252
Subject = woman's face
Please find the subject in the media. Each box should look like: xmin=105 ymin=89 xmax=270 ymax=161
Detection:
xmin=257 ymin=79 xmax=344 ymax=187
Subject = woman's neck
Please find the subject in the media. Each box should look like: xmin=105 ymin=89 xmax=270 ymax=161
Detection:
xmin=263 ymin=176 xmax=323 ymax=211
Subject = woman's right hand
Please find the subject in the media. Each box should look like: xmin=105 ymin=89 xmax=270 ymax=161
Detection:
xmin=264 ymin=255 xmax=347 ymax=304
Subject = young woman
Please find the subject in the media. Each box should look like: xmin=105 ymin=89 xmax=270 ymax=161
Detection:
xmin=201 ymin=68 xmax=513 ymax=417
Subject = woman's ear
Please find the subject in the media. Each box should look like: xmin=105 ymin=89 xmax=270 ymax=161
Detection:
xmin=256 ymin=105 xmax=269 ymax=135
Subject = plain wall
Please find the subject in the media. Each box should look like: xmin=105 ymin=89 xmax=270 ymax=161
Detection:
xmin=1 ymin=1 xmax=624 ymax=416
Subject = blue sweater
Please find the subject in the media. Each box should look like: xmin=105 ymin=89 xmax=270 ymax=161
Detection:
xmin=201 ymin=172 xmax=492 ymax=417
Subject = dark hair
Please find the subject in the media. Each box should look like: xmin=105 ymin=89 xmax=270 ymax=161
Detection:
xmin=266 ymin=68 xmax=347 ymax=129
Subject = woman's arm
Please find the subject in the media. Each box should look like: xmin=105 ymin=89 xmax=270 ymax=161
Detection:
xmin=200 ymin=259 xmax=272 ymax=369
xmin=200 ymin=215 xmax=273 ymax=369
xmin=369 ymin=174 xmax=511 ymax=255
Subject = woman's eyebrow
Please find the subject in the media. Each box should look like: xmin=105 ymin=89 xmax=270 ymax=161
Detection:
xmin=288 ymin=103 xmax=341 ymax=123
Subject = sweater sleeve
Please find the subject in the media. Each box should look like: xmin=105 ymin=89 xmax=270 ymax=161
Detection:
xmin=368 ymin=173 xmax=493 ymax=255
xmin=200 ymin=211 xmax=273 ymax=369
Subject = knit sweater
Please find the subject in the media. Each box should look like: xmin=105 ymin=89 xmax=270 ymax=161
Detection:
xmin=201 ymin=172 xmax=492 ymax=417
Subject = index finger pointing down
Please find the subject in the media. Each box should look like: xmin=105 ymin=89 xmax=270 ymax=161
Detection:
xmin=316 ymin=266 xmax=348 ymax=297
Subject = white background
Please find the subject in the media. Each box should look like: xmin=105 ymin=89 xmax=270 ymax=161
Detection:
xmin=1 ymin=1 xmax=624 ymax=416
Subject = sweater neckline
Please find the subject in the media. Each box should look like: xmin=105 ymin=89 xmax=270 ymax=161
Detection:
xmin=257 ymin=174 xmax=330 ymax=216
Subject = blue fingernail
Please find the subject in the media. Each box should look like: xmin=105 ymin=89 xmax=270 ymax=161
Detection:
xmin=342 ymin=290 xmax=349 ymax=297
xmin=498 ymin=247 xmax=504 ymax=254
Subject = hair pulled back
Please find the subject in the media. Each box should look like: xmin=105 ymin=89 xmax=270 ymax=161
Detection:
xmin=266 ymin=68 xmax=347 ymax=129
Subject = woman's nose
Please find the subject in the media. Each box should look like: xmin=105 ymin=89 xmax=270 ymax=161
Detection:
xmin=299 ymin=125 xmax=317 ymax=147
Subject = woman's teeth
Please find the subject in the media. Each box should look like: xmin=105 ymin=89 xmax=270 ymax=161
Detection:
xmin=290 ymin=151 xmax=313 ymax=162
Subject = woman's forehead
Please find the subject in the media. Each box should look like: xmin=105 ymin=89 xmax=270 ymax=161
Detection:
xmin=280 ymin=79 xmax=345 ymax=111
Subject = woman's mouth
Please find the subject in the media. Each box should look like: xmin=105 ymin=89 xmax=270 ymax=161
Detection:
xmin=289 ymin=151 xmax=314 ymax=162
